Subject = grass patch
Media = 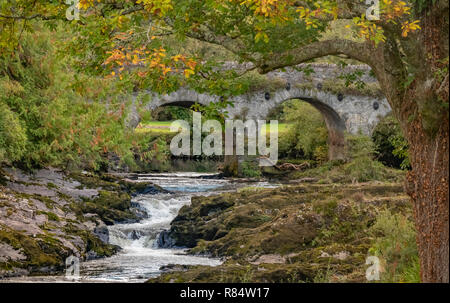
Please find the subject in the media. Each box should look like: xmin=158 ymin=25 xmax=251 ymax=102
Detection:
xmin=135 ymin=121 xmax=183 ymax=134
xmin=260 ymin=123 xmax=290 ymax=134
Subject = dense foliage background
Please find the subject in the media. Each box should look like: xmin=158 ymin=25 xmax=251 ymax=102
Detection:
xmin=0 ymin=26 xmax=162 ymax=171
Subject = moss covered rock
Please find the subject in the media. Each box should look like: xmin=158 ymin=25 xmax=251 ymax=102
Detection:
xmin=153 ymin=182 xmax=411 ymax=283
xmin=0 ymin=167 xmax=147 ymax=277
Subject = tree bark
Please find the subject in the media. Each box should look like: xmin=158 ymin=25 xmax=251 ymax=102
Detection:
xmin=402 ymin=3 xmax=449 ymax=282
xmin=404 ymin=108 xmax=449 ymax=282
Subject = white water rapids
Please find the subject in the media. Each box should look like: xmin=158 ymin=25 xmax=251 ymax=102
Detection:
xmin=80 ymin=172 xmax=231 ymax=282
xmin=2 ymin=172 xmax=278 ymax=283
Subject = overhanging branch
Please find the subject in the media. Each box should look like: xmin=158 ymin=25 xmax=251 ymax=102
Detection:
xmin=257 ymin=39 xmax=378 ymax=73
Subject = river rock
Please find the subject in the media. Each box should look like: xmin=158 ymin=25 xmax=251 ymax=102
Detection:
xmin=159 ymin=264 xmax=190 ymax=272
xmin=0 ymin=166 xmax=133 ymax=277
xmin=94 ymin=224 xmax=110 ymax=244
xmin=157 ymin=230 xmax=176 ymax=248
xmin=149 ymin=182 xmax=412 ymax=283
xmin=130 ymin=201 xmax=149 ymax=219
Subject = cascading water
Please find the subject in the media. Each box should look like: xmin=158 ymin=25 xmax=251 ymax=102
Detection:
xmin=1 ymin=171 xmax=278 ymax=282
xmin=107 ymin=193 xmax=191 ymax=249
xmin=79 ymin=172 xmax=231 ymax=282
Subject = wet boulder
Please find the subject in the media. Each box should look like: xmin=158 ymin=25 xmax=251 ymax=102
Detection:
xmin=93 ymin=224 xmax=109 ymax=244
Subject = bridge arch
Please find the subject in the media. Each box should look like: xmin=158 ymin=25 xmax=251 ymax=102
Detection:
xmin=271 ymin=97 xmax=347 ymax=160
xmin=225 ymin=86 xmax=390 ymax=160
xmin=129 ymin=80 xmax=391 ymax=161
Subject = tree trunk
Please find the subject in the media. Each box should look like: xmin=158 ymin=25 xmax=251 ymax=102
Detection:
xmin=222 ymin=154 xmax=239 ymax=177
xmin=403 ymin=104 xmax=449 ymax=283
xmin=401 ymin=3 xmax=449 ymax=282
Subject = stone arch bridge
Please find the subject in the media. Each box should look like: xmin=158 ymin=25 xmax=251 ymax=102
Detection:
xmin=128 ymin=64 xmax=391 ymax=160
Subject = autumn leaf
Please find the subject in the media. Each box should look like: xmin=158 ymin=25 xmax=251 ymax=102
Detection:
xmin=184 ymin=69 xmax=195 ymax=78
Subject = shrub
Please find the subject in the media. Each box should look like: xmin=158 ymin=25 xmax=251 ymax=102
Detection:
xmin=240 ymin=160 xmax=261 ymax=178
xmin=152 ymin=106 xmax=193 ymax=121
xmin=372 ymin=115 xmax=410 ymax=169
xmin=344 ymin=134 xmax=386 ymax=182
xmin=0 ymin=102 xmax=27 ymax=163
xmin=369 ymin=209 xmax=420 ymax=283
xmin=313 ymin=145 xmax=329 ymax=164
xmin=278 ymin=100 xmax=328 ymax=161
xmin=0 ymin=28 xmax=150 ymax=171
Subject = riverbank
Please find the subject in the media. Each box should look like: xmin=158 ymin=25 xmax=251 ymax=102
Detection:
xmin=150 ymin=173 xmax=418 ymax=283
xmin=0 ymin=166 xmax=164 ymax=278
xmin=0 ymin=171 xmax=261 ymax=282
xmin=1 ymin=162 xmax=418 ymax=283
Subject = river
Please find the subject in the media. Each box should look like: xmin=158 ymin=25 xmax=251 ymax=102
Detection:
xmin=3 ymin=171 xmax=278 ymax=283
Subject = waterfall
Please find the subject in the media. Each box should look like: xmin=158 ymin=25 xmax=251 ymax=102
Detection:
xmin=79 ymin=172 xmax=228 ymax=282
xmin=107 ymin=193 xmax=191 ymax=249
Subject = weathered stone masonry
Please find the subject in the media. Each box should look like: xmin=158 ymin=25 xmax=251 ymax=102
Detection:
xmin=128 ymin=64 xmax=391 ymax=160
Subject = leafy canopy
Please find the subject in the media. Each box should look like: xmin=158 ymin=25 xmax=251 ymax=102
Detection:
xmin=1 ymin=0 xmax=421 ymax=95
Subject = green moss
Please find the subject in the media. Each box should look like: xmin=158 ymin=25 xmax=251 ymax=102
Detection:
xmin=0 ymin=225 xmax=67 ymax=273
xmin=294 ymin=79 xmax=383 ymax=98
xmin=95 ymin=190 xmax=131 ymax=210
xmin=64 ymin=190 xmax=134 ymax=225
xmin=289 ymin=158 xmax=405 ymax=184
xmin=36 ymin=210 xmax=60 ymax=222
xmin=62 ymin=223 xmax=118 ymax=258
xmin=46 ymin=182 xmax=57 ymax=189
xmin=39 ymin=196 xmax=55 ymax=210
xmin=156 ymin=180 xmax=413 ymax=283
xmin=0 ymin=168 xmax=10 ymax=186
xmin=312 ymin=198 xmax=338 ymax=217
xmin=240 ymin=71 xmax=287 ymax=93
xmin=150 ymin=261 xmax=329 ymax=283
xmin=69 ymin=172 xmax=120 ymax=190
xmin=69 ymin=171 xmax=165 ymax=196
